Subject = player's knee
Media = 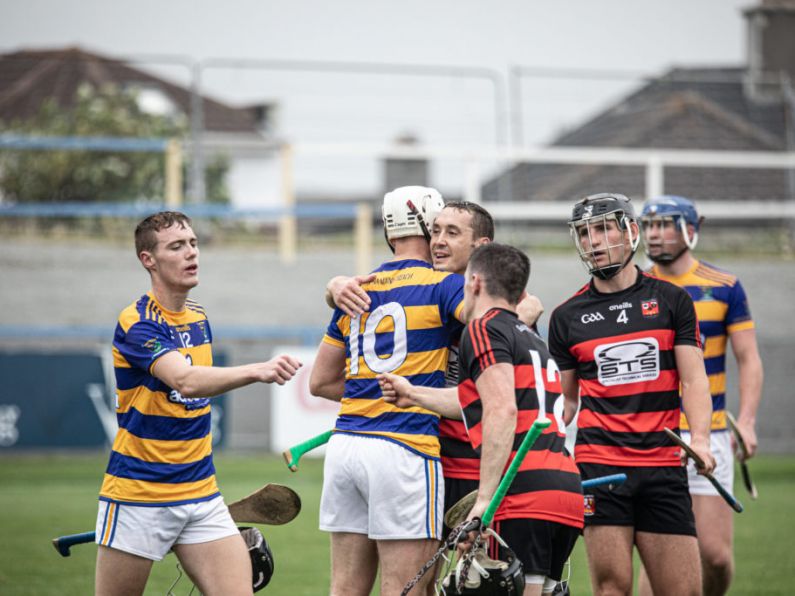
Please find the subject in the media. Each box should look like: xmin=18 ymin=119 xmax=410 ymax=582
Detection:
xmin=591 ymin=575 xmax=632 ymax=596
xmin=702 ymin=546 xmax=734 ymax=576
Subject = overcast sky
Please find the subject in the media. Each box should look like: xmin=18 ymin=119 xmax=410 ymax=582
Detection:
xmin=0 ymin=0 xmax=755 ymax=197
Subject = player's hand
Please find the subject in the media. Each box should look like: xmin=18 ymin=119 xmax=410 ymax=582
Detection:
xmin=328 ymin=274 xmax=375 ymax=317
xmin=256 ymin=354 xmax=302 ymax=385
xmin=734 ymin=417 xmax=758 ymax=460
xmin=457 ymin=505 xmax=488 ymax=557
xmin=377 ymin=372 xmax=416 ymax=408
xmin=516 ymin=293 xmax=544 ymax=327
xmin=688 ymin=436 xmax=717 ymax=475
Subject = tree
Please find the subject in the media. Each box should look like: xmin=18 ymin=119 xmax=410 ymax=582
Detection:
xmin=0 ymin=83 xmax=229 ymax=203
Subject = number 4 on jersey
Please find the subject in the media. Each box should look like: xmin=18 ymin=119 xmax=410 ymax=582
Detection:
xmin=616 ymin=309 xmax=629 ymax=324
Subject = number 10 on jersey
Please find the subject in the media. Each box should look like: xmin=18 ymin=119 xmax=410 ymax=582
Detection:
xmin=348 ymin=302 xmax=409 ymax=375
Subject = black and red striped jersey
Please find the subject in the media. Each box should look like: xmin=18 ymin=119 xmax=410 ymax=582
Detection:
xmin=458 ymin=307 xmax=583 ymax=529
xmin=548 ymin=267 xmax=701 ymax=468
xmin=439 ymin=339 xmax=481 ymax=479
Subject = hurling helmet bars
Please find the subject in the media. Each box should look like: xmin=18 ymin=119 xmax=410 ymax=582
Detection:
xmin=569 ymin=192 xmax=640 ymax=280
xmin=640 ymin=195 xmax=703 ymax=263
xmin=382 ymin=185 xmax=445 ymax=250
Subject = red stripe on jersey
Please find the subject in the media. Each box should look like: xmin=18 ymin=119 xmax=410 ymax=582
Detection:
xmin=514 ymin=364 xmax=562 ymax=392
xmin=470 ymin=310 xmax=500 ymax=371
xmin=571 ymin=328 xmax=676 ymax=363
xmin=458 ymin=379 xmax=479 ymax=409
xmin=512 ymin=447 xmax=580 ymax=475
xmin=439 ymin=418 xmax=469 ymax=442
xmin=467 ymin=424 xmax=482 ymax=449
xmin=577 ymin=408 xmax=680 ymax=434
xmin=579 ymin=369 xmax=679 ymax=398
xmin=575 ymin=443 xmax=680 ymax=466
xmin=440 ymin=456 xmax=480 ymax=479
xmin=496 ymin=490 xmax=584 ymax=528
xmin=439 ymin=419 xmax=479 ymax=479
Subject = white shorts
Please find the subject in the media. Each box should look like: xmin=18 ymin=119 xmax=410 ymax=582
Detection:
xmin=95 ymin=495 xmax=239 ymax=561
xmin=682 ymin=430 xmax=734 ymax=497
xmin=319 ymin=433 xmax=444 ymax=540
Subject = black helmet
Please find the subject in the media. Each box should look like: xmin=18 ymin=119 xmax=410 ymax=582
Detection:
xmin=440 ymin=531 xmax=525 ymax=595
xmin=569 ymin=192 xmax=640 ymax=280
xmin=239 ymin=526 xmax=274 ymax=592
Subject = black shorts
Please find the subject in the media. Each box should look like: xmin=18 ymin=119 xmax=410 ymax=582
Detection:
xmin=443 ymin=476 xmax=479 ymax=537
xmin=578 ymin=463 xmax=696 ymax=536
xmin=491 ymin=518 xmax=580 ymax=580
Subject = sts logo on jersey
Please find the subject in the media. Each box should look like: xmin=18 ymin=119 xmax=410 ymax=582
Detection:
xmin=595 ymin=338 xmax=660 ymax=386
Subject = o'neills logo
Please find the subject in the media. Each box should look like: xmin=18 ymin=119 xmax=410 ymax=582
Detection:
xmin=595 ymin=338 xmax=660 ymax=386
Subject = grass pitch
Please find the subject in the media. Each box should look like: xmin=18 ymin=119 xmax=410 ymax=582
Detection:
xmin=0 ymin=453 xmax=793 ymax=595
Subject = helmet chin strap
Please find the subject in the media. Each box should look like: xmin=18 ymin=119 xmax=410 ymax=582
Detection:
xmin=647 ymin=245 xmax=688 ymax=264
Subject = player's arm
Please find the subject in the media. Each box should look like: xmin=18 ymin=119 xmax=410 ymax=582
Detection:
xmin=325 ymin=274 xmax=376 ymax=316
xmin=308 ymin=341 xmax=346 ymax=402
xmin=468 ymin=363 xmax=517 ymax=520
xmin=559 ymin=368 xmax=580 ymax=426
xmin=378 ymin=373 xmax=461 ymax=419
xmin=675 ymin=344 xmax=716 ymax=474
xmin=729 ymin=327 xmax=764 ymax=458
xmin=516 ymin=292 xmax=544 ymax=328
xmin=152 ymin=350 xmax=302 ymax=398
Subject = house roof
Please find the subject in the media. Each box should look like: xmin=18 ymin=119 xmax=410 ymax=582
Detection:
xmin=483 ymin=67 xmax=792 ymax=202
xmin=0 ymin=47 xmax=259 ymax=134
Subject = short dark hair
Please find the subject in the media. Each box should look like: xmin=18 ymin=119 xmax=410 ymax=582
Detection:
xmin=443 ymin=201 xmax=495 ymax=240
xmin=468 ymin=243 xmax=529 ymax=303
xmin=134 ymin=211 xmax=192 ymax=256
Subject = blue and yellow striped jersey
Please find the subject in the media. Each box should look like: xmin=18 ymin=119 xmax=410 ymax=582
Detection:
xmin=100 ymin=293 xmax=219 ymax=505
xmin=323 ymin=259 xmax=465 ymax=458
xmin=651 ymin=260 xmax=754 ymax=431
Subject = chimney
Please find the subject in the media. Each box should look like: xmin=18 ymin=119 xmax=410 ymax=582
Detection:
xmin=744 ymin=0 xmax=795 ymax=102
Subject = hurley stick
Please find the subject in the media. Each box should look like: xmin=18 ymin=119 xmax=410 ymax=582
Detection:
xmin=283 ymin=430 xmax=333 ymax=472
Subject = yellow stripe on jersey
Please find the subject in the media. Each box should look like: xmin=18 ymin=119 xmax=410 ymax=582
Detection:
xmin=709 ymin=372 xmax=726 ymax=397
xmin=703 ymin=335 xmax=728 ymax=359
xmin=694 ymin=300 xmax=729 ymax=323
xmin=345 ymin=347 xmax=448 ymax=380
xmin=728 ymin=320 xmax=754 ymax=334
xmin=113 ymin=428 xmax=212 ymax=464
xmin=114 ymin=387 xmax=210 ymax=417
xmin=339 ymin=396 xmax=439 ymax=420
xmin=360 ymin=266 xmax=459 ymax=291
xmin=100 ymin=474 xmax=219 ymax=504
xmin=681 ymin=409 xmax=727 ymax=431
xmin=323 ymin=335 xmax=345 ymax=349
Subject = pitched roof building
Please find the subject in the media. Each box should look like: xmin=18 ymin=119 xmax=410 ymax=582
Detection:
xmin=0 ymin=47 xmax=260 ymax=134
xmin=483 ymin=0 xmax=795 ymax=202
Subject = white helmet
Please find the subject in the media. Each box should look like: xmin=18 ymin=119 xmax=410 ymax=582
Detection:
xmin=382 ymin=185 xmax=444 ymax=243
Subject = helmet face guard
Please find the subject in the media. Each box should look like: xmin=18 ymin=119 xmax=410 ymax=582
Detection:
xmin=440 ymin=529 xmax=525 ymax=595
xmin=239 ymin=526 xmax=274 ymax=592
xmin=569 ymin=193 xmax=640 ymax=280
xmin=640 ymin=196 xmax=701 ymax=264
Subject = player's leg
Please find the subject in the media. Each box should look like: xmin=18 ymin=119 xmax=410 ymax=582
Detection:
xmin=686 ymin=430 xmax=735 ymax=595
xmin=635 ymin=465 xmax=700 ymax=596
xmin=636 ymin=532 xmax=701 ymax=596
xmin=172 ymin=534 xmax=252 ymax=595
xmin=95 ymin=545 xmax=153 ymax=596
xmin=692 ymin=494 xmax=734 ymax=595
xmin=583 ymin=525 xmax=635 ymax=595
xmin=330 ymin=532 xmax=379 ymax=595
xmin=320 ymin=434 xmax=382 ymax=595
xmin=578 ymin=463 xmax=636 ymax=595
xmin=367 ymin=439 xmax=444 ymax=595
xmin=377 ymin=537 xmax=442 ymax=595
xmin=172 ymin=496 xmax=253 ymax=595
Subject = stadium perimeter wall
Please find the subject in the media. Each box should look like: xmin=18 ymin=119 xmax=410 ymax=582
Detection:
xmin=1 ymin=238 xmax=792 ymax=453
